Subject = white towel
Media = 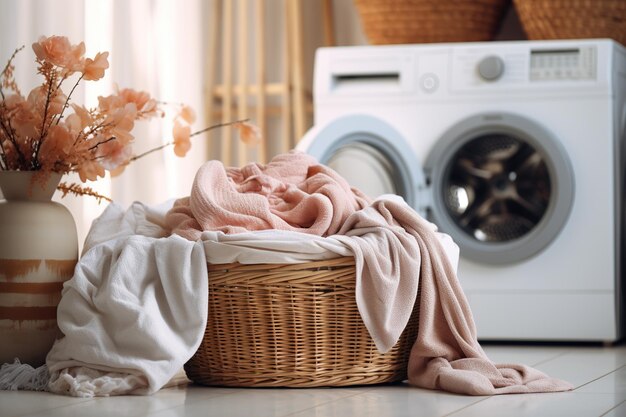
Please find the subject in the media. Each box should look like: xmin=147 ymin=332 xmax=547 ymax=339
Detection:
xmin=46 ymin=202 xmax=208 ymax=397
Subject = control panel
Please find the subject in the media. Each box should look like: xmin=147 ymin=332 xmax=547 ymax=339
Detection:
xmin=315 ymin=40 xmax=612 ymax=102
xmin=529 ymin=46 xmax=597 ymax=81
xmin=449 ymin=42 xmax=603 ymax=93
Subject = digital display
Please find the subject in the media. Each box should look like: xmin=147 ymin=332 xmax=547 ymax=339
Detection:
xmin=531 ymin=48 xmax=580 ymax=55
xmin=530 ymin=47 xmax=596 ymax=81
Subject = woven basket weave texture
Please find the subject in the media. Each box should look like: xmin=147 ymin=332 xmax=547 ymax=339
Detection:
xmin=185 ymin=257 xmax=420 ymax=387
xmin=354 ymin=0 xmax=509 ymax=44
xmin=514 ymin=0 xmax=626 ymax=46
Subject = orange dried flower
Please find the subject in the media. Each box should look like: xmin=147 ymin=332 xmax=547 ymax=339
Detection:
xmin=172 ymin=120 xmax=192 ymax=157
xmin=77 ymin=159 xmax=105 ymax=183
xmin=179 ymin=105 xmax=196 ymax=124
xmin=97 ymin=139 xmax=132 ymax=171
xmin=38 ymin=125 xmax=73 ymax=166
xmin=234 ymin=121 xmax=262 ymax=146
xmin=1 ymin=34 xmax=259 ymax=199
xmin=82 ymin=51 xmax=109 ymax=81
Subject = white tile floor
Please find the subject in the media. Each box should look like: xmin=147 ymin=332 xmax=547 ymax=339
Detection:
xmin=1 ymin=344 xmax=625 ymax=417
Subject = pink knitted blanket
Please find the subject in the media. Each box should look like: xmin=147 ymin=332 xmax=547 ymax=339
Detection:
xmin=165 ymin=151 xmax=572 ymax=395
xmin=167 ymin=152 xmax=370 ymax=240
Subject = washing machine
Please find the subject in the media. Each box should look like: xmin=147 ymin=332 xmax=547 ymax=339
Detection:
xmin=297 ymin=39 xmax=626 ymax=342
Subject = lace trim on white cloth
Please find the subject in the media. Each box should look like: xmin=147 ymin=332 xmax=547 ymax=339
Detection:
xmin=0 ymin=359 xmax=49 ymax=391
xmin=48 ymin=367 xmax=149 ymax=397
xmin=0 ymin=360 xmax=149 ymax=397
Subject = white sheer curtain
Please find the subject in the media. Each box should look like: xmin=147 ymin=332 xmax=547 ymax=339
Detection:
xmin=0 ymin=0 xmax=208 ymax=248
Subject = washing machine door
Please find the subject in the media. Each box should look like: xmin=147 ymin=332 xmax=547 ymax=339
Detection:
xmin=425 ymin=113 xmax=574 ymax=265
xmin=297 ymin=114 xmax=425 ymax=211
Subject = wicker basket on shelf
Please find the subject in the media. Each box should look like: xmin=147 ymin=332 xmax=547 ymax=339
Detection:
xmin=353 ymin=0 xmax=510 ymax=44
xmin=514 ymin=0 xmax=626 ymax=46
xmin=185 ymin=257 xmax=420 ymax=388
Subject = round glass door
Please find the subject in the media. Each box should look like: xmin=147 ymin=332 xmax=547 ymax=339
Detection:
xmin=299 ymin=114 xmax=425 ymax=211
xmin=425 ymin=113 xmax=574 ymax=265
xmin=326 ymin=142 xmax=399 ymax=198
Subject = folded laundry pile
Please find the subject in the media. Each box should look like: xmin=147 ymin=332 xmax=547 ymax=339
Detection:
xmin=3 ymin=151 xmax=572 ymax=396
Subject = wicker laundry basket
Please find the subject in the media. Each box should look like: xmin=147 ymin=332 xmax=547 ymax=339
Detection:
xmin=185 ymin=257 xmax=420 ymax=388
xmin=353 ymin=0 xmax=510 ymax=44
xmin=514 ymin=0 xmax=626 ymax=46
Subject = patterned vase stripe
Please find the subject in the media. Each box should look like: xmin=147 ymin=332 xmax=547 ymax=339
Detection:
xmin=0 ymin=171 xmax=78 ymax=366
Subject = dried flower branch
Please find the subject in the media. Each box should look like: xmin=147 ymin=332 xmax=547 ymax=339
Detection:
xmin=57 ymin=181 xmax=112 ymax=204
xmin=0 ymin=35 xmax=263 ymax=200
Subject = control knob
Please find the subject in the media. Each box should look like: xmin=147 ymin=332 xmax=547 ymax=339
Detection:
xmin=477 ymin=55 xmax=505 ymax=81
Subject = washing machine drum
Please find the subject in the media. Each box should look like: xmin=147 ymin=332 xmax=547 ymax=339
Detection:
xmin=299 ymin=113 xmax=574 ymax=266
xmin=427 ymin=113 xmax=574 ymax=265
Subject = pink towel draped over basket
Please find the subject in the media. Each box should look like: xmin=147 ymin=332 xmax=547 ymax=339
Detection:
xmin=166 ymin=151 xmax=573 ymax=396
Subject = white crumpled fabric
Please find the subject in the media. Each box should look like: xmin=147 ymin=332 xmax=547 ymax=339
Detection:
xmin=46 ymin=202 xmax=208 ymax=397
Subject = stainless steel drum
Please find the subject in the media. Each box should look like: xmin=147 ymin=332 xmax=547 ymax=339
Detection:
xmin=443 ymin=134 xmax=551 ymax=243
xmin=426 ymin=113 xmax=574 ymax=265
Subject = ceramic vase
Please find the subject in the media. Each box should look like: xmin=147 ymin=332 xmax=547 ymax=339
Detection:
xmin=0 ymin=171 xmax=78 ymax=367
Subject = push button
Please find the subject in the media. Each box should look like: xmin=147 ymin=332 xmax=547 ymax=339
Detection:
xmin=420 ymin=73 xmax=439 ymax=93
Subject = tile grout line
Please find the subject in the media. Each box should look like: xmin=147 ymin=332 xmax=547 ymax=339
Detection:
xmin=14 ymin=393 xmax=96 ymax=417
xmin=482 ymin=346 xmax=572 ymax=367
xmin=440 ymin=395 xmax=494 ymax=417
xmin=278 ymin=388 xmax=379 ymax=417
xmin=441 ymin=348 xmax=579 ymax=417
xmin=573 ymin=364 xmax=626 ymax=392
xmin=599 ymin=399 xmax=626 ymax=417
xmin=16 ymin=385 xmax=242 ymax=417
xmin=139 ymin=386 xmax=378 ymax=417
xmin=530 ymin=348 xmax=574 ymax=367
xmin=437 ymin=347 xmax=574 ymax=416
xmin=128 ymin=386 xmax=249 ymax=417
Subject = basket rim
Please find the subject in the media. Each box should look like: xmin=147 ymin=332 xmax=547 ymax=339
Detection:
xmin=207 ymin=256 xmax=355 ymax=272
